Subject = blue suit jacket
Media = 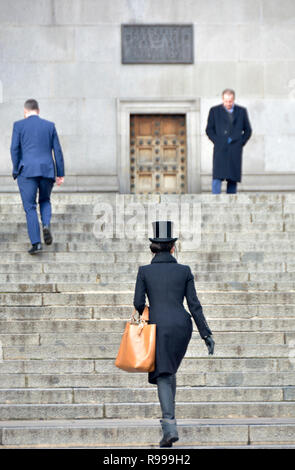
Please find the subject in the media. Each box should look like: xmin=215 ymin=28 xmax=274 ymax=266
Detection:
xmin=10 ymin=115 xmax=65 ymax=181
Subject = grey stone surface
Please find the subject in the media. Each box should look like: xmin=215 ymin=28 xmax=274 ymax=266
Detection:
xmin=0 ymin=404 xmax=103 ymax=420
xmin=105 ymin=402 xmax=295 ymax=419
xmin=0 ymin=26 xmax=75 ymax=62
xmin=0 ymin=0 xmax=53 ymax=25
xmin=0 ymin=420 xmax=249 ymax=446
xmin=2 ymin=343 xmax=292 ymax=360
xmin=0 ymin=193 xmax=295 ymax=446
xmin=250 ymin=424 xmax=295 ymax=445
xmin=0 ymin=2 xmax=294 ymax=191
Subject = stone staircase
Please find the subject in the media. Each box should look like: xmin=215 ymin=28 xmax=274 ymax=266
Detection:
xmin=0 ymin=192 xmax=295 ymax=448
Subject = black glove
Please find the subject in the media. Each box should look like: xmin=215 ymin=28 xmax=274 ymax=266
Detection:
xmin=204 ymin=335 xmax=215 ymax=355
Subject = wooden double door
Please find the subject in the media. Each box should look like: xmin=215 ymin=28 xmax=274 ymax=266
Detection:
xmin=130 ymin=114 xmax=187 ymax=194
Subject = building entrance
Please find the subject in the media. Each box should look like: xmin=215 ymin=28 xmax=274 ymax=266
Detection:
xmin=129 ymin=114 xmax=187 ymax=194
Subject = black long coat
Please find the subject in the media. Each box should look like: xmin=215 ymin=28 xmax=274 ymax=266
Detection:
xmin=205 ymin=104 xmax=252 ymax=182
xmin=133 ymin=251 xmax=212 ymax=385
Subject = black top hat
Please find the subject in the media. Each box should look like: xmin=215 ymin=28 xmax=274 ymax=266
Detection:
xmin=149 ymin=220 xmax=178 ymax=243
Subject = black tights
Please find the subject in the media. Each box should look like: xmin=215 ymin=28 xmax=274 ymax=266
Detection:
xmin=156 ymin=373 xmax=176 ymax=419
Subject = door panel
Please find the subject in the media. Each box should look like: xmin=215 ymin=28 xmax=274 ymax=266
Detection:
xmin=130 ymin=114 xmax=187 ymax=194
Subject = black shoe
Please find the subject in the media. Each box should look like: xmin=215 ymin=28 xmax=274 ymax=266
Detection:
xmin=43 ymin=225 xmax=53 ymax=245
xmin=159 ymin=434 xmax=179 ymax=447
xmin=159 ymin=418 xmax=179 ymax=448
xmin=28 ymin=242 xmax=42 ymax=254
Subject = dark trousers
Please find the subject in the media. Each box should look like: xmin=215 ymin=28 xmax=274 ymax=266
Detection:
xmin=17 ymin=174 xmax=54 ymax=244
xmin=212 ymin=178 xmax=237 ymax=194
xmin=156 ymin=373 xmax=176 ymax=419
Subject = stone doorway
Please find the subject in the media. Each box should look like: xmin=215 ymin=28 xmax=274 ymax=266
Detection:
xmin=129 ymin=114 xmax=187 ymax=194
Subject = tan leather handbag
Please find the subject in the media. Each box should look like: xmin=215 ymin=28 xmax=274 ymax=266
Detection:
xmin=115 ymin=305 xmax=156 ymax=372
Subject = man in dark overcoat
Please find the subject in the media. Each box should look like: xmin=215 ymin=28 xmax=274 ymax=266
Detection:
xmin=206 ymin=88 xmax=252 ymax=194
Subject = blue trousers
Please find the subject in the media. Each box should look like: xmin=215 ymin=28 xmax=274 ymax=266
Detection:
xmin=156 ymin=373 xmax=176 ymax=420
xmin=212 ymin=178 xmax=237 ymax=194
xmin=17 ymin=174 xmax=54 ymax=244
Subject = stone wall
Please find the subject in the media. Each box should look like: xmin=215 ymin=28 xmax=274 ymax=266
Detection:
xmin=0 ymin=0 xmax=295 ymax=192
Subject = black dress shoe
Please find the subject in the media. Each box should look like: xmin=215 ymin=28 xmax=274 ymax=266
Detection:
xmin=43 ymin=225 xmax=53 ymax=245
xmin=159 ymin=434 xmax=179 ymax=447
xmin=28 ymin=242 xmax=42 ymax=254
xmin=159 ymin=419 xmax=179 ymax=447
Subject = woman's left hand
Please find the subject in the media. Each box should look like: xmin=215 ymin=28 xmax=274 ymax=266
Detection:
xmin=204 ymin=336 xmax=215 ymax=355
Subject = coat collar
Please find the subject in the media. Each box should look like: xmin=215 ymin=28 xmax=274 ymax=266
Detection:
xmin=151 ymin=251 xmax=177 ymax=264
xmin=220 ymin=103 xmax=240 ymax=125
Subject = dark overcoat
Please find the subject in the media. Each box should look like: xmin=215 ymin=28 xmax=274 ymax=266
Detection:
xmin=205 ymin=104 xmax=252 ymax=182
xmin=133 ymin=251 xmax=212 ymax=385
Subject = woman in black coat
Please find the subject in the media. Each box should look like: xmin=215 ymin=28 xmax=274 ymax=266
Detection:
xmin=133 ymin=221 xmax=214 ymax=447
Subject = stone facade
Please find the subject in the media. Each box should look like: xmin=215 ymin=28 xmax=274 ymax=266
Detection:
xmin=0 ymin=0 xmax=295 ymax=192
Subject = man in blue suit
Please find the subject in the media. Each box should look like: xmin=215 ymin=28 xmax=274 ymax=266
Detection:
xmin=10 ymin=99 xmax=65 ymax=254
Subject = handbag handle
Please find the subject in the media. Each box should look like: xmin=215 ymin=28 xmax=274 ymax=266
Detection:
xmin=132 ymin=305 xmax=149 ymax=323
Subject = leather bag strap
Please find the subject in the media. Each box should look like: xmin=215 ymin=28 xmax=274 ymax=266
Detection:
xmin=141 ymin=305 xmax=149 ymax=321
xmin=132 ymin=305 xmax=149 ymax=322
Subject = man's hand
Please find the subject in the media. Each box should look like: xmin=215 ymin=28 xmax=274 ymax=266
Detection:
xmin=56 ymin=177 xmax=64 ymax=186
xmin=204 ymin=336 xmax=215 ymax=355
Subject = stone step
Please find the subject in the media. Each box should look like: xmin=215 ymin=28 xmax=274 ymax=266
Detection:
xmin=0 ymin=204 xmax=98 ymax=214
xmin=2 ymin=281 xmax=295 ymax=293
xmin=0 ymin=205 xmax=284 ymax=219
xmin=4 ymin=290 xmax=295 ymax=307
xmin=206 ymin=372 xmax=295 ymax=387
xmin=1 ymin=417 xmax=295 ymax=447
xmin=1 ymin=272 xmax=295 ymax=284
xmin=21 ymin=287 xmax=295 ymax=304
xmin=0 ymin=221 xmax=291 ymax=233
xmin=0 ymin=386 xmax=289 ymax=404
xmin=0 ymin=232 xmax=223 ymax=243
xmin=2 ymin=251 xmax=295 ymax=265
xmin=3 ymin=212 xmax=295 ymax=225
xmin=1 ymin=191 xmax=293 ymax=203
xmin=2 ymin=343 xmax=293 ymax=360
xmin=0 ymin=401 xmax=294 ymax=420
xmin=4 ymin=231 xmax=295 ymax=244
xmin=2 ymin=241 xmax=295 ymax=253
xmin=1 ymin=357 xmax=294 ymax=375
xmin=2 ymin=191 xmax=295 ymax=202
xmin=0 ymin=355 xmax=294 ymax=374
xmin=0 ymin=318 xmax=294 ymax=333
xmin=0 ymin=274 xmax=99 ymax=284
xmin=26 ymin=291 xmax=295 ymax=306
xmin=0 ymin=261 xmax=289 ymax=275
xmin=2 ymin=371 xmax=295 ymax=389
xmin=0 ymin=252 xmax=256 ymax=263
xmin=0 ymin=404 xmax=103 ymax=420
xmin=103 ymin=402 xmax=295 ymax=420
xmin=0 ymin=331 xmax=286 ymax=347
xmin=0 ymin=200 xmax=291 ymax=213
xmin=83 ymin=303 xmax=295 ymax=319
xmin=225 ymin=232 xmax=295 ymax=242
xmin=0 ymin=242 xmax=69 ymax=252
xmin=36 ymin=331 xmax=292 ymax=346
xmin=0 ymin=253 xmax=115 ymax=263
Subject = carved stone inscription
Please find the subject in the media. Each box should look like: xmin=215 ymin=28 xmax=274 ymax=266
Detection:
xmin=122 ymin=24 xmax=194 ymax=64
